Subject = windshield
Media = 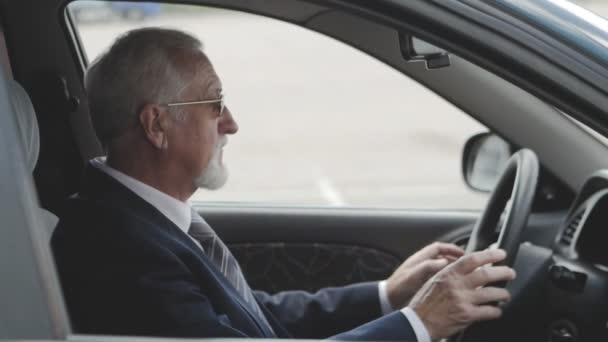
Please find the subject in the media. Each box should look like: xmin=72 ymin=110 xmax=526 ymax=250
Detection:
xmin=496 ymin=0 xmax=608 ymax=66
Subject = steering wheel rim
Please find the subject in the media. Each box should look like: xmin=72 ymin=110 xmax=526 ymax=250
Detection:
xmin=450 ymin=149 xmax=539 ymax=342
xmin=466 ymin=148 xmax=539 ymax=270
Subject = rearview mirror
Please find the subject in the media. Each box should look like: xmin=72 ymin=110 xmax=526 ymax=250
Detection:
xmin=462 ymin=133 xmax=512 ymax=192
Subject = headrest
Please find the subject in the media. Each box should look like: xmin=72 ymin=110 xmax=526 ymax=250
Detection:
xmin=10 ymin=80 xmax=40 ymax=172
xmin=9 ymin=80 xmax=59 ymax=235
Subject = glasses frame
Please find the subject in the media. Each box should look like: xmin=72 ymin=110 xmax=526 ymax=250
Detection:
xmin=164 ymin=94 xmax=225 ymax=117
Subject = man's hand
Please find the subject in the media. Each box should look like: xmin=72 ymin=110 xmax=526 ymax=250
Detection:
xmin=386 ymin=242 xmax=465 ymax=309
xmin=409 ymin=248 xmax=516 ymax=341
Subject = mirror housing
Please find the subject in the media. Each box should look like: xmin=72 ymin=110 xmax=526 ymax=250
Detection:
xmin=399 ymin=33 xmax=451 ymax=69
xmin=462 ymin=133 xmax=513 ymax=192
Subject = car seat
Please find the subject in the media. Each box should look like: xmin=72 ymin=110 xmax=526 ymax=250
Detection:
xmin=11 ymin=79 xmax=59 ymax=238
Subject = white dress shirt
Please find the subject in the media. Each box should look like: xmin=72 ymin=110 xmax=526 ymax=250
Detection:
xmin=378 ymin=281 xmax=431 ymax=342
xmin=91 ymin=158 xmax=196 ymax=239
xmin=92 ymin=157 xmax=430 ymax=342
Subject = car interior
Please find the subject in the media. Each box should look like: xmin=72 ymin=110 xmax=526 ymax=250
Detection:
xmin=1 ymin=0 xmax=608 ymax=341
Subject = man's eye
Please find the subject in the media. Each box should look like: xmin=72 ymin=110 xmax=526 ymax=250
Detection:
xmin=215 ymin=103 xmax=223 ymax=116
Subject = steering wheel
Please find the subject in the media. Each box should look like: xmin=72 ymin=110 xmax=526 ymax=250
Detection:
xmin=451 ymin=149 xmax=539 ymax=342
xmin=465 ymin=148 xmax=539 ymax=269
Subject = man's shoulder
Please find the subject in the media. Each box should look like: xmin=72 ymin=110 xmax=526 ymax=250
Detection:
xmin=51 ymin=193 xmax=197 ymax=279
xmin=57 ymin=193 xmax=137 ymax=230
xmin=53 ymin=193 xmax=166 ymax=250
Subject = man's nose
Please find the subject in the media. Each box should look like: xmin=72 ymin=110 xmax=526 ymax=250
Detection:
xmin=219 ymin=106 xmax=238 ymax=135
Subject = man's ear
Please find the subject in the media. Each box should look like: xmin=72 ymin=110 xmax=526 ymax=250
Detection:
xmin=139 ymin=104 xmax=171 ymax=150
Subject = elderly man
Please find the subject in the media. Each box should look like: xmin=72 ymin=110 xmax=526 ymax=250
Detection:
xmin=52 ymin=28 xmax=515 ymax=341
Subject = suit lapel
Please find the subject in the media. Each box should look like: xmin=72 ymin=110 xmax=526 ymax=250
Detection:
xmin=166 ymin=220 xmax=276 ymax=337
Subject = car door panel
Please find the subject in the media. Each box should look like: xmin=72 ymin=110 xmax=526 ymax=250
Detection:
xmin=230 ymin=242 xmax=401 ymax=293
xmin=200 ymin=207 xmax=478 ymax=292
xmin=201 ymin=207 xmax=566 ymax=293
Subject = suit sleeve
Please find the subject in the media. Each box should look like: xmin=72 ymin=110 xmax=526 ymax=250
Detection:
xmin=254 ymin=282 xmax=383 ymax=338
xmin=329 ymin=311 xmax=418 ymax=341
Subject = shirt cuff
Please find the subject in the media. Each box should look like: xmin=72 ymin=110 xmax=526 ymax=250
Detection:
xmin=401 ymin=307 xmax=432 ymax=342
xmin=378 ymin=280 xmax=394 ymax=315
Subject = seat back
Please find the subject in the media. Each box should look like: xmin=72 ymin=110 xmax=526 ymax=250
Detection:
xmin=11 ymin=79 xmax=59 ymax=238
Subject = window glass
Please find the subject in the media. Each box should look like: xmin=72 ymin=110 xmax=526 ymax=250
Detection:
xmin=69 ymin=1 xmax=490 ymax=209
xmin=569 ymin=0 xmax=608 ymax=19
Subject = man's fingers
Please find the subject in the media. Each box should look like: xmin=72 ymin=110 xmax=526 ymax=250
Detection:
xmin=468 ymin=305 xmax=503 ymax=322
xmin=439 ymin=254 xmax=460 ymax=263
xmin=416 ymin=258 xmax=449 ymax=278
xmin=436 ymin=243 xmax=465 ymax=258
xmin=471 ymin=287 xmax=511 ymax=305
xmin=453 ymin=249 xmax=507 ymax=274
xmin=466 ymin=265 xmax=516 ymax=288
xmin=415 ymin=242 xmax=464 ymax=262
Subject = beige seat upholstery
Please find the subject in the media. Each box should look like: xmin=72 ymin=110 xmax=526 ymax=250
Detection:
xmin=11 ymin=80 xmax=59 ymax=238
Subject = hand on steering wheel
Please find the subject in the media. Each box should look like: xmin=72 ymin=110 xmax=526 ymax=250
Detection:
xmin=408 ymin=149 xmax=539 ymax=341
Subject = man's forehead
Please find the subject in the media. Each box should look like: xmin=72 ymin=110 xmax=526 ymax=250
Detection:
xmin=209 ymin=84 xmax=223 ymax=96
xmin=174 ymin=50 xmax=222 ymax=97
xmin=199 ymin=74 xmax=222 ymax=97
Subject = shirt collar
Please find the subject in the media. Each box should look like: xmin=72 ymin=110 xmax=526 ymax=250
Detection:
xmin=91 ymin=157 xmax=192 ymax=234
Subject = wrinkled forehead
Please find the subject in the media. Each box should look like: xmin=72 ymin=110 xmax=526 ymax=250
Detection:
xmin=198 ymin=63 xmax=222 ymax=98
xmin=176 ymin=49 xmax=222 ymax=98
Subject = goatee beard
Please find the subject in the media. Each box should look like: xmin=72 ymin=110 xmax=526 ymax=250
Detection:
xmin=195 ymin=136 xmax=228 ymax=190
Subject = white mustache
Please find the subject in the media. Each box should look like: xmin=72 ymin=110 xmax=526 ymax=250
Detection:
xmin=216 ymin=136 xmax=228 ymax=149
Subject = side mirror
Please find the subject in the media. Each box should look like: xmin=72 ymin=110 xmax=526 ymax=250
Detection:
xmin=462 ymin=133 xmax=512 ymax=192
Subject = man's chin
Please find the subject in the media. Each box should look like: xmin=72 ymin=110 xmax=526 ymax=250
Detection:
xmin=194 ymin=167 xmax=229 ymax=191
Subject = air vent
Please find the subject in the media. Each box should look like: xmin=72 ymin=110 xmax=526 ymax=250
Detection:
xmin=560 ymin=211 xmax=584 ymax=246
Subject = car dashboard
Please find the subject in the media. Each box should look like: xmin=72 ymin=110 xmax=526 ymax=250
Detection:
xmin=545 ymin=170 xmax=608 ymax=341
xmin=467 ymin=170 xmax=608 ymax=342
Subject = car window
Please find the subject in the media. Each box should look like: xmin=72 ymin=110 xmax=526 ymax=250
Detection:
xmin=567 ymin=0 xmax=608 ymax=20
xmin=497 ymin=0 xmax=608 ymax=67
xmin=67 ymin=1 xmax=490 ymax=210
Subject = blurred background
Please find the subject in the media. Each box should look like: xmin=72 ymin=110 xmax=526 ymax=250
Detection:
xmin=68 ymin=0 xmax=608 ymax=210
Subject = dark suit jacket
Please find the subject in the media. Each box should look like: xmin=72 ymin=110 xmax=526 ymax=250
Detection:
xmin=51 ymin=164 xmax=417 ymax=340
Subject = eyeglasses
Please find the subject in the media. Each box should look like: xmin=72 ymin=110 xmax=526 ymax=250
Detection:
xmin=164 ymin=94 xmax=225 ymax=117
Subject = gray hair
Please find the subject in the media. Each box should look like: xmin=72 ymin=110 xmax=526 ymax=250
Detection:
xmin=85 ymin=27 xmax=206 ymax=148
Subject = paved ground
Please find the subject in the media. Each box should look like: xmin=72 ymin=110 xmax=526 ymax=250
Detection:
xmin=74 ymin=1 xmax=608 ymax=210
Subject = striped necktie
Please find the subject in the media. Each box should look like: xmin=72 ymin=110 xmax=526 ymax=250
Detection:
xmin=188 ymin=208 xmax=274 ymax=335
